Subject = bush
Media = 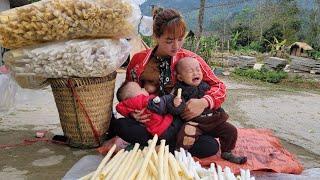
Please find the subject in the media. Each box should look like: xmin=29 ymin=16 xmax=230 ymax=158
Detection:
xmin=183 ymin=37 xmax=197 ymax=53
xmin=309 ymin=50 xmax=320 ymax=60
xmin=233 ymin=67 xmax=288 ymax=83
xmin=262 ymin=23 xmax=284 ymax=52
xmin=247 ymin=41 xmax=264 ymax=52
xmin=231 ymin=25 xmax=255 ymax=47
xmin=184 ymin=35 xmax=219 ymax=63
xmin=141 ymin=36 xmax=154 ymax=47
xmin=236 ymin=46 xmax=258 ymax=55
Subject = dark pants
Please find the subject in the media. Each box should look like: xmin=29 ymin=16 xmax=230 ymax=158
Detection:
xmin=109 ymin=116 xmax=220 ymax=158
xmin=176 ymin=108 xmax=237 ymax=153
xmin=204 ymin=121 xmax=238 ymax=153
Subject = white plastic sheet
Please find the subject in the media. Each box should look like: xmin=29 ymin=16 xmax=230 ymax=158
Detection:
xmin=139 ymin=16 xmax=153 ymax=36
xmin=4 ymin=39 xmax=131 ymax=78
xmin=62 ymin=155 xmax=103 ymax=180
xmin=0 ymin=73 xmax=17 ymax=112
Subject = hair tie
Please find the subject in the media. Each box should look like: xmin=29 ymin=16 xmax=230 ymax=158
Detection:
xmin=152 ymin=7 xmax=164 ymax=19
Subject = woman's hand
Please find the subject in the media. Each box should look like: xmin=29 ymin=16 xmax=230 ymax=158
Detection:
xmin=130 ymin=108 xmax=151 ymax=123
xmin=181 ymin=98 xmax=209 ymax=121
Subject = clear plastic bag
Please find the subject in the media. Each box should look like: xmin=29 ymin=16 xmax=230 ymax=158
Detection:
xmin=62 ymin=155 xmax=103 ymax=180
xmin=11 ymin=74 xmax=48 ymax=89
xmin=0 ymin=73 xmax=17 ymax=112
xmin=139 ymin=16 xmax=153 ymax=36
xmin=0 ymin=0 xmax=145 ymax=49
xmin=4 ymin=39 xmax=131 ymax=78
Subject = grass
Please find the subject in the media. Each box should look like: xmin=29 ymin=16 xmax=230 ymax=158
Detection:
xmin=230 ymin=71 xmax=320 ymax=94
xmin=232 ymin=67 xmax=288 ymax=83
xmin=9 ymin=112 xmax=16 ymax=116
xmin=281 ymin=76 xmax=320 ymax=90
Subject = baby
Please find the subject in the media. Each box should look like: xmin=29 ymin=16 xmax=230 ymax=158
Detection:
xmin=116 ymin=81 xmax=184 ymax=139
xmin=173 ymin=57 xmax=247 ymax=164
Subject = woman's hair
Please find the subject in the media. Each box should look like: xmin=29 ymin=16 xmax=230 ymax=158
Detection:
xmin=152 ymin=8 xmax=187 ymax=38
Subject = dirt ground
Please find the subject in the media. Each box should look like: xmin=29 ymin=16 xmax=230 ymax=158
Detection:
xmin=0 ymin=72 xmax=319 ymax=179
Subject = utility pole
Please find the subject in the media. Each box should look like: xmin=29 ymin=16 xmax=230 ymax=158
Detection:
xmin=196 ymin=0 xmax=206 ymax=51
xmin=258 ymin=0 xmax=263 ymax=42
xmin=222 ymin=5 xmax=226 ymax=52
xmin=315 ymin=0 xmax=320 ymax=22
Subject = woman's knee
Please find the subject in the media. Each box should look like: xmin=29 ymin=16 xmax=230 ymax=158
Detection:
xmin=111 ymin=118 xmax=126 ymax=132
xmin=188 ymin=135 xmax=219 ymax=158
xmin=111 ymin=117 xmax=141 ymax=137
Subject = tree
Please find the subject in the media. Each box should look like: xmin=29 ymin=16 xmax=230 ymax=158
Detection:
xmin=252 ymin=0 xmax=277 ymax=42
xmin=196 ymin=0 xmax=206 ymax=51
xmin=307 ymin=0 xmax=320 ymax=50
xmin=231 ymin=25 xmax=254 ymax=47
xmin=262 ymin=23 xmax=284 ymax=52
xmin=230 ymin=7 xmax=256 ymax=47
xmin=265 ymin=36 xmax=287 ymax=57
xmin=276 ymin=0 xmax=301 ymax=43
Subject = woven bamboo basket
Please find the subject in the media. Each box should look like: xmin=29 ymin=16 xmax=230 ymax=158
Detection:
xmin=49 ymin=72 xmax=116 ymax=148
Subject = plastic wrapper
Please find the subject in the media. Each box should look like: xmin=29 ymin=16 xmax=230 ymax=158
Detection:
xmin=0 ymin=73 xmax=17 ymax=112
xmin=11 ymin=74 xmax=48 ymax=89
xmin=62 ymin=155 xmax=103 ymax=180
xmin=0 ymin=0 xmax=145 ymax=49
xmin=139 ymin=16 xmax=153 ymax=36
xmin=4 ymin=39 xmax=130 ymax=78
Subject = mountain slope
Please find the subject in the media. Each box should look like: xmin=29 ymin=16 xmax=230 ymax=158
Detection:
xmin=140 ymin=0 xmax=315 ymax=32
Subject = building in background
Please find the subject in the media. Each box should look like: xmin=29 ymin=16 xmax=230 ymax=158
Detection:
xmin=290 ymin=42 xmax=313 ymax=57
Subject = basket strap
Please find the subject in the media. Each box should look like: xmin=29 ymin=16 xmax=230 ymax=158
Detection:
xmin=67 ymin=79 xmax=100 ymax=145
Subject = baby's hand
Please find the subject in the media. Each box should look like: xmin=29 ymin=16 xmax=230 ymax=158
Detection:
xmin=173 ymin=97 xmax=182 ymax=107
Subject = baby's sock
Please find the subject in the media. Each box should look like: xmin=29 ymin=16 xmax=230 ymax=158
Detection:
xmin=221 ymin=152 xmax=247 ymax=164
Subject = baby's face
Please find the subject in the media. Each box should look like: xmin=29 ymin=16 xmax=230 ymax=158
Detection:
xmin=126 ymin=82 xmax=149 ymax=98
xmin=176 ymin=58 xmax=203 ymax=86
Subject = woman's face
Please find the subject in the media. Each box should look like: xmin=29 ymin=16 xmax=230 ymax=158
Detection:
xmin=155 ymin=32 xmax=184 ymax=57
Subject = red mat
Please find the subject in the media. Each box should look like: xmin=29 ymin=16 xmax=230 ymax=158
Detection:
xmin=195 ymin=128 xmax=303 ymax=174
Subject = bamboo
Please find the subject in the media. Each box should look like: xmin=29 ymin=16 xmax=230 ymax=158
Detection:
xmin=100 ymin=149 xmax=125 ymax=177
xmin=163 ymin=146 xmax=169 ymax=180
xmin=136 ymin=135 xmax=158 ymax=179
xmin=117 ymin=143 xmax=140 ymax=179
xmin=90 ymin=144 xmax=116 ymax=180
xmin=104 ymin=151 xmax=129 ymax=179
xmin=125 ymin=150 xmax=143 ymax=179
xmin=168 ymin=153 xmax=181 ymax=180
xmin=157 ymin=140 xmax=166 ymax=180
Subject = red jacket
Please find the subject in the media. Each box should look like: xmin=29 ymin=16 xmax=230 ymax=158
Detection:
xmin=116 ymin=94 xmax=173 ymax=136
xmin=126 ymin=48 xmax=226 ymax=109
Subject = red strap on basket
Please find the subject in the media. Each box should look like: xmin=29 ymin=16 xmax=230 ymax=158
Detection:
xmin=67 ymin=79 xmax=100 ymax=145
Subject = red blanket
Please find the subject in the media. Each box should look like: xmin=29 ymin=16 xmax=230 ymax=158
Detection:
xmin=195 ymin=128 xmax=303 ymax=174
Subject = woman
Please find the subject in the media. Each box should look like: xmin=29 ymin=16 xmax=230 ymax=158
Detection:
xmin=111 ymin=8 xmax=227 ymax=158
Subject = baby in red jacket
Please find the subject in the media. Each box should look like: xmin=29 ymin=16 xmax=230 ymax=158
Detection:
xmin=116 ymin=81 xmax=184 ymax=137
